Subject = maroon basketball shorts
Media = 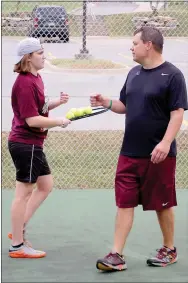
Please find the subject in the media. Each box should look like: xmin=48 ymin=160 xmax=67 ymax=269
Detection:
xmin=115 ymin=155 xmax=177 ymax=211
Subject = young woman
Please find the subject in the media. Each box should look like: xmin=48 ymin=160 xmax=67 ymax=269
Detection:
xmin=8 ymin=37 xmax=71 ymax=258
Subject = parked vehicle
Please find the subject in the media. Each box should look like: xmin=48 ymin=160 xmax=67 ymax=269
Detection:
xmin=28 ymin=5 xmax=69 ymax=42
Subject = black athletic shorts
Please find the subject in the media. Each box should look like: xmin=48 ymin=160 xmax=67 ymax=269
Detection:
xmin=8 ymin=141 xmax=51 ymax=183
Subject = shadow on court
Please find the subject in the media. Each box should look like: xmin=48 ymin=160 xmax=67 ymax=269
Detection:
xmin=2 ymin=189 xmax=188 ymax=282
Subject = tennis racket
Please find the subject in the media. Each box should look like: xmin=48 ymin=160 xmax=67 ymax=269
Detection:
xmin=70 ymin=107 xmax=109 ymax=121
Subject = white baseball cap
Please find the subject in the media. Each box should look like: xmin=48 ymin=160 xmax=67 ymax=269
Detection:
xmin=15 ymin=37 xmax=43 ymax=64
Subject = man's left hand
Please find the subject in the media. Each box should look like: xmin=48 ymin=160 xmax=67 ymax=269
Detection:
xmin=151 ymin=140 xmax=171 ymax=164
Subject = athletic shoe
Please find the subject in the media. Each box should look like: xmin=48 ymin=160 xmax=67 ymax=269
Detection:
xmin=8 ymin=231 xmax=32 ymax=247
xmin=96 ymin=252 xmax=127 ymax=271
xmin=9 ymin=244 xmax=46 ymax=258
xmin=147 ymin=246 xmax=178 ymax=267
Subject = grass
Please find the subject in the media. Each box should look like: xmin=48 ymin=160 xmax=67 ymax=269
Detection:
xmin=2 ymin=130 xmax=188 ymax=190
xmin=2 ymin=1 xmax=82 ymax=14
xmin=104 ymin=5 xmax=188 ymax=37
xmin=50 ymin=58 xmax=125 ymax=69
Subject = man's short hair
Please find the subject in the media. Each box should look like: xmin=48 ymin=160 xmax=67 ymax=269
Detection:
xmin=134 ymin=26 xmax=164 ymax=53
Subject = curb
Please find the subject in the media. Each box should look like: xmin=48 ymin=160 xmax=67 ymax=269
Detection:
xmin=45 ymin=59 xmax=129 ymax=74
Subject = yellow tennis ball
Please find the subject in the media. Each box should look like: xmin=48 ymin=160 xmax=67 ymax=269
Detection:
xmin=74 ymin=108 xmax=83 ymax=117
xmin=66 ymin=111 xmax=75 ymax=119
xmin=70 ymin=108 xmax=77 ymax=115
xmin=79 ymin=108 xmax=85 ymax=116
xmin=84 ymin=106 xmax=92 ymax=115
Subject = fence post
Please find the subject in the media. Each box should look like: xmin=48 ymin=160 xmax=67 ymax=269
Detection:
xmin=75 ymin=0 xmax=92 ymax=59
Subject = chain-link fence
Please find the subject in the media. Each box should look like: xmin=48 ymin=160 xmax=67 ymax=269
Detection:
xmin=2 ymin=0 xmax=188 ymax=68
xmin=2 ymin=128 xmax=188 ymax=189
xmin=2 ymin=0 xmax=188 ymax=38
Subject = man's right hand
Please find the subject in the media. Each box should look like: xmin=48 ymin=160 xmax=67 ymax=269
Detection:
xmin=90 ymin=94 xmax=126 ymax=114
xmin=90 ymin=94 xmax=106 ymax=107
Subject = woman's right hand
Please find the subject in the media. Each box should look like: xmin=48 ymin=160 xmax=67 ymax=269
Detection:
xmin=62 ymin=118 xmax=71 ymax=128
xmin=57 ymin=118 xmax=71 ymax=128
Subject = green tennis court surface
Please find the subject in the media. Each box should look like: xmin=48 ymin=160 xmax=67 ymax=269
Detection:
xmin=2 ymin=189 xmax=188 ymax=282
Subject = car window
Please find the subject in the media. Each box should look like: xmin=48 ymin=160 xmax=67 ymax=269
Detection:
xmin=36 ymin=7 xmax=66 ymax=18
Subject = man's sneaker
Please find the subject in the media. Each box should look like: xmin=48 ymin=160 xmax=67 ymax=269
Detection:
xmin=9 ymin=244 xmax=46 ymax=258
xmin=96 ymin=252 xmax=127 ymax=271
xmin=147 ymin=246 xmax=178 ymax=267
xmin=8 ymin=232 xmax=32 ymax=247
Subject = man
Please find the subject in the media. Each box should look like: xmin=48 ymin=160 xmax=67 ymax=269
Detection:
xmin=90 ymin=27 xmax=188 ymax=270
xmin=8 ymin=37 xmax=71 ymax=258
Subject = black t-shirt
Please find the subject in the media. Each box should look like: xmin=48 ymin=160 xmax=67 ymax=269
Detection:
xmin=119 ymin=61 xmax=188 ymax=157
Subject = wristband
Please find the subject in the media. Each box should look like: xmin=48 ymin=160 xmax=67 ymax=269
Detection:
xmin=108 ymin=100 xmax=112 ymax=109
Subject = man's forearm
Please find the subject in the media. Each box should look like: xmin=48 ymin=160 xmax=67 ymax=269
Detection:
xmin=103 ymin=99 xmax=126 ymax=114
xmin=162 ymin=109 xmax=184 ymax=144
xmin=48 ymin=99 xmax=61 ymax=110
